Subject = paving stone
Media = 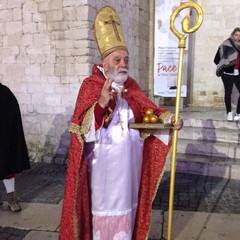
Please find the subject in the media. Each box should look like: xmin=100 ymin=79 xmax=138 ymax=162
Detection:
xmin=23 ymin=230 xmax=58 ymax=240
xmin=1 ymin=162 xmax=240 ymax=239
xmin=0 ymin=163 xmax=66 ymax=204
xmin=153 ymin=171 xmax=240 ymax=214
xmin=0 ymin=226 xmax=29 ymax=240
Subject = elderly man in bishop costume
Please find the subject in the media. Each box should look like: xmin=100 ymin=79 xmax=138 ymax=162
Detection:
xmin=59 ymin=5 xmax=183 ymax=240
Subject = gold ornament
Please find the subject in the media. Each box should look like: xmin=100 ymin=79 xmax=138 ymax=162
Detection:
xmin=142 ymin=108 xmax=160 ymax=124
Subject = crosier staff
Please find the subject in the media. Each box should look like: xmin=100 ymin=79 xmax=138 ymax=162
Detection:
xmin=167 ymin=1 xmax=203 ymax=239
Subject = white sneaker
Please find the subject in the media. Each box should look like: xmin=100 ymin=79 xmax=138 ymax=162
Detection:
xmin=234 ymin=114 xmax=240 ymax=121
xmin=227 ymin=112 xmax=233 ymax=121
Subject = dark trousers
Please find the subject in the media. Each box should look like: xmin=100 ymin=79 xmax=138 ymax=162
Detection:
xmin=221 ymin=73 xmax=240 ymax=114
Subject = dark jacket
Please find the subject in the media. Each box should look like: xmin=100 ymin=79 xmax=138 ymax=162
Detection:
xmin=214 ymin=38 xmax=240 ymax=76
xmin=0 ymin=83 xmax=30 ymax=179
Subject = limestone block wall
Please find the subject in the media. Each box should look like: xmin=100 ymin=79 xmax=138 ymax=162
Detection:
xmin=0 ymin=0 xmax=150 ymax=163
xmin=191 ymin=0 xmax=240 ymax=108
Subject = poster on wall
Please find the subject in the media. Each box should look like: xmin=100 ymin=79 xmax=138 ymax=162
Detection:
xmin=154 ymin=0 xmax=190 ymax=97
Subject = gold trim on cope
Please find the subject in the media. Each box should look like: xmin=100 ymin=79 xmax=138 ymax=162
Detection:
xmin=69 ymin=104 xmax=96 ymax=144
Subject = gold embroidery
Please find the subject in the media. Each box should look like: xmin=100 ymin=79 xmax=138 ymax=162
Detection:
xmin=140 ymin=129 xmax=156 ymax=139
xmin=70 ymin=104 xmax=97 ymax=239
xmin=105 ymin=107 xmax=113 ymax=123
xmin=69 ymin=123 xmax=82 ymax=144
xmin=146 ymin=143 xmax=173 ymax=240
xmin=104 ymin=15 xmax=121 ymax=41
xmin=159 ymin=111 xmax=172 ymax=123
xmin=69 ymin=103 xmax=96 ymax=144
xmin=152 ymin=146 xmax=173 ymax=202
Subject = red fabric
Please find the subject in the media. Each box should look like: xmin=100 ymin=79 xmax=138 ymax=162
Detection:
xmin=59 ymin=64 xmax=172 ymax=240
xmin=133 ymin=136 xmax=171 ymax=239
xmin=4 ymin=174 xmax=15 ymax=179
xmin=94 ymin=103 xmax=107 ymax=129
xmin=234 ymin=53 xmax=240 ymax=70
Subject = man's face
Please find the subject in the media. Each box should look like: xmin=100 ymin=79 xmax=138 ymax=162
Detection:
xmin=103 ymin=50 xmax=129 ymax=84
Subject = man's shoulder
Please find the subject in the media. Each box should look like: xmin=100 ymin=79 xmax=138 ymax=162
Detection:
xmin=81 ymin=71 xmax=105 ymax=90
xmin=125 ymin=76 xmax=136 ymax=83
xmin=125 ymin=77 xmax=140 ymax=88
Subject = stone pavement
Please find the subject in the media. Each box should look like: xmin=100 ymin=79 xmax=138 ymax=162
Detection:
xmin=1 ymin=161 xmax=240 ymax=240
xmin=0 ymin=163 xmax=65 ymax=240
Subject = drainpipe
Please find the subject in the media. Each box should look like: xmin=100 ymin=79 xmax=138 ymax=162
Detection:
xmin=148 ymin=0 xmax=155 ymax=102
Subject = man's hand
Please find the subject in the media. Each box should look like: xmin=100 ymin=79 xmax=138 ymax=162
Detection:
xmin=171 ymin=116 xmax=184 ymax=130
xmin=98 ymin=78 xmax=114 ymax=108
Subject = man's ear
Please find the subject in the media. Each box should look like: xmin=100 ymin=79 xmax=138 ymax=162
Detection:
xmin=103 ymin=62 xmax=108 ymax=73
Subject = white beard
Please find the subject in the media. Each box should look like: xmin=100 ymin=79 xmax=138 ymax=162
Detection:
xmin=108 ymin=68 xmax=129 ymax=84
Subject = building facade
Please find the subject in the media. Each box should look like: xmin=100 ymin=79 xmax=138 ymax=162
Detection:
xmin=0 ymin=0 xmax=239 ymax=163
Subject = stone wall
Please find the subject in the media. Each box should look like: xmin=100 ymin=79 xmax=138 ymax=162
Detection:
xmin=0 ymin=0 xmax=150 ymax=163
xmin=191 ymin=0 xmax=240 ymax=107
xmin=4 ymin=0 xmax=237 ymax=163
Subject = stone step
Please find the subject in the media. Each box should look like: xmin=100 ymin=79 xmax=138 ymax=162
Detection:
xmin=175 ymin=153 xmax=240 ymax=180
xmin=177 ymin=138 xmax=240 ymax=159
xmin=176 ymin=108 xmax=240 ymax=159
xmin=178 ymin=126 xmax=239 ymax=143
xmin=182 ymin=117 xmax=240 ymax=130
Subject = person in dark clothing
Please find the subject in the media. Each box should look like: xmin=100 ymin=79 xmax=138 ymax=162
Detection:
xmin=0 ymin=83 xmax=30 ymax=212
xmin=214 ymin=27 xmax=240 ymax=121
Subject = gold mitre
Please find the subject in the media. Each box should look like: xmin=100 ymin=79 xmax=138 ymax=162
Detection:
xmin=94 ymin=6 xmax=128 ymax=59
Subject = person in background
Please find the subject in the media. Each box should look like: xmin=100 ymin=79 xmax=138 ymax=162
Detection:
xmin=214 ymin=27 xmax=240 ymax=121
xmin=0 ymin=83 xmax=30 ymax=212
xmin=59 ymin=6 xmax=183 ymax=240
